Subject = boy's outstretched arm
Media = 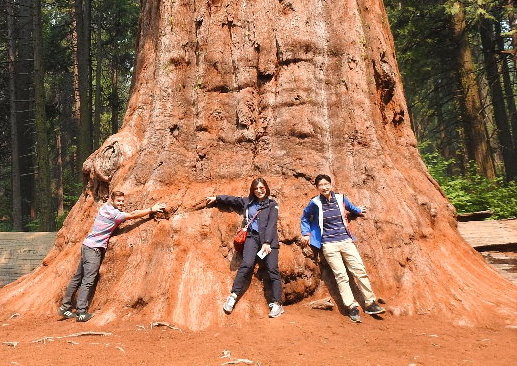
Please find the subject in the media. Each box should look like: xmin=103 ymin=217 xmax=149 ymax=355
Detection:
xmin=125 ymin=203 xmax=166 ymax=220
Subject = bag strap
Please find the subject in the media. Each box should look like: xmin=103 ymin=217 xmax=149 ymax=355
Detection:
xmin=243 ymin=208 xmax=263 ymax=230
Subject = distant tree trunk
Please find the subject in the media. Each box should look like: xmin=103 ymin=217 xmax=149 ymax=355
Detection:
xmin=93 ymin=16 xmax=102 ymax=149
xmin=74 ymin=0 xmax=92 ymax=180
xmin=55 ymin=129 xmax=64 ymax=217
xmin=33 ymin=0 xmax=54 ymax=230
xmin=451 ymin=2 xmax=496 ymax=178
xmin=498 ymin=11 xmax=517 ymax=163
xmin=507 ymin=0 xmax=517 ymax=71
xmin=408 ymin=106 xmax=419 ymax=140
xmin=55 ymin=72 xmax=75 ymax=216
xmin=10 ymin=0 xmax=36 ymax=228
xmin=480 ymin=18 xmax=517 ymax=179
xmin=71 ymin=18 xmax=81 ymax=176
xmin=436 ymin=102 xmax=455 ymax=165
xmin=433 ymin=80 xmax=453 ymax=162
xmin=109 ymin=61 xmax=119 ymax=135
xmin=7 ymin=1 xmax=22 ymax=231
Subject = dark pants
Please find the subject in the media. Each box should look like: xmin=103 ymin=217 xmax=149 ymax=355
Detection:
xmin=61 ymin=245 xmax=105 ymax=313
xmin=231 ymin=232 xmax=282 ymax=303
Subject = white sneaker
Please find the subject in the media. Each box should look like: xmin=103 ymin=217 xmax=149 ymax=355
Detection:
xmin=268 ymin=302 xmax=284 ymax=318
xmin=223 ymin=294 xmax=237 ymax=314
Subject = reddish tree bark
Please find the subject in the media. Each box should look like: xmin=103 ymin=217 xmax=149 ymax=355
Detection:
xmin=1 ymin=0 xmax=515 ymax=330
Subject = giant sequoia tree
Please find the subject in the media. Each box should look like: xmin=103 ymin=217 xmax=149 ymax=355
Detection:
xmin=1 ymin=0 xmax=515 ymax=330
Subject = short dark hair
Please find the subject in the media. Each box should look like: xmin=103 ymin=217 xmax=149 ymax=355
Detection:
xmin=249 ymin=178 xmax=271 ymax=198
xmin=110 ymin=191 xmax=125 ymax=200
xmin=315 ymin=174 xmax=331 ymax=186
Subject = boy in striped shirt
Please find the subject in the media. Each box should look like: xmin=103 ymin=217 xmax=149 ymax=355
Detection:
xmin=58 ymin=191 xmax=165 ymax=322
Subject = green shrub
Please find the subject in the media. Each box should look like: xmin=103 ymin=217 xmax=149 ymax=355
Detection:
xmin=25 ymin=219 xmax=40 ymax=232
xmin=422 ymin=152 xmax=517 ymax=219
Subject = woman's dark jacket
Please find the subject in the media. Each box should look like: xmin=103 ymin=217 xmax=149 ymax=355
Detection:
xmin=215 ymin=195 xmax=280 ymax=249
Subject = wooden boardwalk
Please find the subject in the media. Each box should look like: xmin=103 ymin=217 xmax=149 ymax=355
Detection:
xmin=458 ymin=219 xmax=517 ymax=285
xmin=0 ymin=232 xmax=56 ymax=286
xmin=457 ymin=219 xmax=517 ymax=248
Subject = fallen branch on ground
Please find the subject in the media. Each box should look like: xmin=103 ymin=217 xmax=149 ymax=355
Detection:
xmin=61 ymin=331 xmax=112 ymax=338
xmin=32 ymin=331 xmax=112 ymax=344
xmin=221 ymin=359 xmax=254 ymax=365
xmin=31 ymin=337 xmax=54 ymax=344
xmin=150 ymin=321 xmax=182 ymax=331
xmin=307 ymin=297 xmax=334 ymax=310
xmin=2 ymin=341 xmax=18 ymax=347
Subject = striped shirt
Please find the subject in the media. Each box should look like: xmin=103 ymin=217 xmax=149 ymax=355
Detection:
xmin=321 ymin=193 xmax=351 ymax=244
xmin=83 ymin=203 xmax=127 ymax=249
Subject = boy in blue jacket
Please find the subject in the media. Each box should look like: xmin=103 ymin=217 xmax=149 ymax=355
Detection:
xmin=300 ymin=174 xmax=385 ymax=322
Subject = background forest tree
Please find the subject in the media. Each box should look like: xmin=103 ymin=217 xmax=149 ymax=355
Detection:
xmin=0 ymin=0 xmax=516 ymax=232
xmin=0 ymin=0 xmax=139 ymax=231
xmin=385 ymin=0 xmax=517 ymax=218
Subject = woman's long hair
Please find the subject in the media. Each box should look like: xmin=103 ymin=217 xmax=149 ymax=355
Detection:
xmin=248 ymin=178 xmax=271 ymax=199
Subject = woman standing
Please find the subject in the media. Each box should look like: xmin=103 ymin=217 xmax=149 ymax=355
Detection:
xmin=206 ymin=178 xmax=284 ymax=318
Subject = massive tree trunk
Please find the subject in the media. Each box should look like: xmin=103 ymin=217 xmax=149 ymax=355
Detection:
xmin=1 ymin=0 xmax=515 ymax=330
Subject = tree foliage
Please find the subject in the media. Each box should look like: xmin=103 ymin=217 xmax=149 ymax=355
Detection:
xmin=387 ymin=0 xmax=517 ymax=217
xmin=0 ymin=0 xmax=139 ymax=231
xmin=423 ymin=150 xmax=517 ymax=218
xmin=1 ymin=0 xmax=516 ymax=230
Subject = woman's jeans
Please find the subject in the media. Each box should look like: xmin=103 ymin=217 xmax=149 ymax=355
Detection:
xmin=231 ymin=232 xmax=282 ymax=303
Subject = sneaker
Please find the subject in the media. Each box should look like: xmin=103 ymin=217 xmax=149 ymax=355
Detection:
xmin=348 ymin=307 xmax=361 ymax=323
xmin=58 ymin=306 xmax=77 ymax=319
xmin=268 ymin=302 xmax=284 ymax=318
xmin=76 ymin=312 xmax=94 ymax=322
xmin=364 ymin=301 xmax=386 ymax=315
xmin=223 ymin=294 xmax=237 ymax=314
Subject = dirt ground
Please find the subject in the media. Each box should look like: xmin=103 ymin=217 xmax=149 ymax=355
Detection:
xmin=1 ymin=303 xmax=516 ymax=366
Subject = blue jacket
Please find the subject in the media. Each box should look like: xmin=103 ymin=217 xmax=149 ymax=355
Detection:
xmin=300 ymin=192 xmax=363 ymax=249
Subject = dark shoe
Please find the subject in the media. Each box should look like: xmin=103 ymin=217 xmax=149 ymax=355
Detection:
xmin=58 ymin=306 xmax=77 ymax=319
xmin=76 ymin=312 xmax=94 ymax=322
xmin=365 ymin=301 xmax=386 ymax=315
xmin=348 ymin=307 xmax=361 ymax=323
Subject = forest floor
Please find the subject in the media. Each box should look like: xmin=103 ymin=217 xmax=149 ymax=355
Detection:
xmin=1 ymin=303 xmax=516 ymax=366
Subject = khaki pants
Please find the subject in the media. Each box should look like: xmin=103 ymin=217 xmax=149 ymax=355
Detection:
xmin=322 ymin=239 xmax=376 ymax=308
